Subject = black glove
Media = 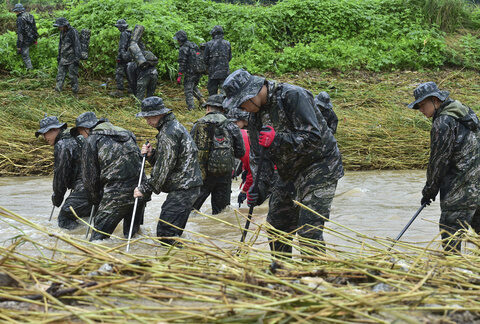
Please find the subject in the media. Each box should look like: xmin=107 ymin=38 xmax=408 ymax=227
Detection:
xmin=241 ymin=170 xmax=248 ymax=183
xmin=238 ymin=192 xmax=247 ymax=206
xmin=51 ymin=193 xmax=63 ymax=207
xmin=421 ymin=196 xmax=432 ymax=206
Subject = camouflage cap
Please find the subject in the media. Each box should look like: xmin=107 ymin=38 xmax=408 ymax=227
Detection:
xmin=203 ymin=94 xmax=225 ymax=108
xmin=70 ymin=112 xmax=99 ymax=136
xmin=408 ymin=82 xmax=450 ymax=109
xmin=315 ymin=91 xmax=333 ymax=109
xmin=115 ymin=19 xmax=128 ymax=28
xmin=210 ymin=25 xmax=224 ymax=36
xmin=53 ymin=17 xmax=69 ymax=27
xmin=12 ymin=3 xmax=25 ymax=12
xmin=136 ymin=96 xmax=171 ymax=117
xmin=222 ymin=69 xmax=265 ymax=111
xmin=227 ymin=108 xmax=250 ymax=122
xmin=35 ymin=115 xmax=66 ymax=138
xmin=173 ymin=30 xmax=187 ymax=42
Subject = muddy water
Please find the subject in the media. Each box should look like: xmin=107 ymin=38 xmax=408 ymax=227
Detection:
xmin=0 ymin=170 xmax=442 ymax=257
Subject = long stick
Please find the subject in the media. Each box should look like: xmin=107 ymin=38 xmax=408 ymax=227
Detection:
xmin=48 ymin=206 xmax=55 ymax=222
xmin=240 ymin=146 xmax=266 ymax=243
xmin=85 ymin=205 xmax=96 ymax=239
xmin=126 ymin=141 xmax=149 ymax=252
xmin=388 ymin=203 xmax=427 ymax=251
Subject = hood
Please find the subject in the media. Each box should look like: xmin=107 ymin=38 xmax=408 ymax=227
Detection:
xmin=91 ymin=122 xmax=133 ymax=142
xmin=438 ymin=100 xmax=480 ymax=132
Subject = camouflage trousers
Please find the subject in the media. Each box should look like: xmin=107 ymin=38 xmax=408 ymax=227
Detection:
xmin=115 ymin=62 xmax=128 ymax=90
xmin=439 ymin=207 xmax=480 ymax=253
xmin=184 ymin=74 xmax=203 ymax=110
xmin=136 ymin=69 xmax=158 ymax=101
xmin=267 ymin=175 xmax=337 ymax=257
xmin=157 ymin=187 xmax=200 ymax=242
xmin=207 ymin=78 xmax=225 ymax=96
xmin=58 ymin=188 xmax=92 ymax=230
xmin=192 ymin=174 xmax=231 ymax=214
xmin=90 ymin=192 xmax=145 ymax=241
xmin=55 ymin=63 xmax=79 ymax=93
xmin=19 ymin=46 xmax=33 ymax=69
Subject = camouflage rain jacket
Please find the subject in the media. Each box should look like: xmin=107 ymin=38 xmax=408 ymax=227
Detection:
xmin=178 ymin=40 xmax=198 ymax=76
xmin=16 ymin=11 xmax=38 ymax=48
xmin=203 ymin=34 xmax=232 ymax=80
xmin=139 ymin=112 xmax=203 ymax=195
xmin=81 ymin=122 xmax=142 ymax=204
xmin=317 ymin=103 xmax=338 ymax=135
xmin=190 ymin=111 xmax=245 ymax=180
xmin=249 ymin=81 xmax=344 ymax=195
xmin=117 ymin=29 xmax=132 ymax=63
xmin=53 ymin=128 xmax=84 ymax=201
xmin=57 ymin=26 xmax=81 ymax=65
xmin=423 ymin=99 xmax=480 ymax=211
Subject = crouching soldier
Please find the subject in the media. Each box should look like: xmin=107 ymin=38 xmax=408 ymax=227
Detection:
xmin=133 ymin=97 xmax=202 ymax=245
xmin=191 ymin=94 xmax=245 ymax=214
xmin=223 ymin=69 xmax=344 ymax=257
xmin=408 ymin=82 xmax=480 ymax=253
xmin=71 ymin=112 xmax=145 ymax=241
xmin=35 ymin=115 xmax=92 ymax=229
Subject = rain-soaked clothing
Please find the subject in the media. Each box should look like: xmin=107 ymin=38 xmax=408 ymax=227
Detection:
xmin=178 ymin=40 xmax=203 ymax=109
xmin=191 ymin=111 xmax=245 ymax=214
xmin=16 ymin=11 xmax=37 ymax=69
xmin=56 ymin=26 xmax=81 ymax=93
xmin=316 ymin=102 xmax=338 ymax=135
xmin=116 ymin=28 xmax=131 ymax=90
xmin=138 ymin=112 xmax=202 ymax=238
xmin=204 ymin=34 xmax=231 ymax=95
xmin=52 ymin=128 xmax=92 ymax=229
xmin=423 ymin=99 xmax=480 ymax=252
xmin=81 ymin=121 xmax=145 ymax=240
xmin=136 ymin=65 xmax=158 ymax=101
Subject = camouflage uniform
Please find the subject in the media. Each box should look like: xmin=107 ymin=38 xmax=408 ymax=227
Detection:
xmin=13 ymin=4 xmax=37 ymax=70
xmin=223 ymin=69 xmax=344 ymax=256
xmin=136 ymin=97 xmax=203 ymax=241
xmin=409 ymin=83 xmax=480 ymax=252
xmin=315 ymin=91 xmax=338 ymax=134
xmin=204 ymin=26 xmax=231 ymax=96
xmin=191 ymin=95 xmax=245 ymax=214
xmin=54 ymin=18 xmax=81 ymax=94
xmin=115 ymin=19 xmax=132 ymax=91
xmin=175 ymin=30 xmax=203 ymax=110
xmin=136 ymin=63 xmax=158 ymax=101
xmin=75 ymin=113 xmax=145 ymax=241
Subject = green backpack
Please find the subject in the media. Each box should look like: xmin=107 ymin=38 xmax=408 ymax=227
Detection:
xmin=207 ymin=120 xmax=234 ymax=176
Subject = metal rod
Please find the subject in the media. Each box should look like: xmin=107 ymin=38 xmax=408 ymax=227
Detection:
xmin=48 ymin=206 xmax=55 ymax=222
xmin=85 ymin=205 xmax=96 ymax=239
xmin=388 ymin=203 xmax=427 ymax=251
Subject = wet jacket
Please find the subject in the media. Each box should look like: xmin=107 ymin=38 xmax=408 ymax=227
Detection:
xmin=57 ymin=26 xmax=81 ymax=65
xmin=139 ymin=112 xmax=202 ymax=195
xmin=53 ymin=128 xmax=83 ymax=201
xmin=178 ymin=40 xmax=198 ymax=76
xmin=423 ymin=99 xmax=480 ymax=210
xmin=317 ymin=103 xmax=338 ymax=134
xmin=249 ymin=81 xmax=344 ymax=195
xmin=203 ymin=34 xmax=231 ymax=79
xmin=82 ymin=122 xmax=142 ymax=204
xmin=117 ymin=29 xmax=132 ymax=63
xmin=16 ymin=12 xmax=38 ymax=48
xmin=191 ymin=111 xmax=245 ymax=179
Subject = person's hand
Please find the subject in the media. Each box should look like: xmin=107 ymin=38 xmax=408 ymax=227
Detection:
xmin=134 ymin=187 xmax=144 ymax=198
xmin=34 ymin=41 xmax=37 ymax=45
xmin=51 ymin=193 xmax=63 ymax=207
xmin=238 ymin=192 xmax=247 ymax=206
xmin=176 ymin=73 xmax=182 ymax=85
xmin=421 ymin=196 xmax=432 ymax=206
xmin=259 ymin=125 xmax=276 ymax=148
xmin=141 ymin=143 xmax=152 ymax=157
xmin=116 ymin=59 xmax=121 ymax=63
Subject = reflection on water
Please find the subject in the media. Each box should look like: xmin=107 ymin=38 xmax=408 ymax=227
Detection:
xmin=0 ymin=170 xmax=442 ymax=256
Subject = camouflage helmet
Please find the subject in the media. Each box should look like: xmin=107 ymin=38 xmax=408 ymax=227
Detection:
xmin=408 ymin=81 xmax=450 ymax=109
xmin=228 ymin=108 xmax=250 ymax=122
xmin=315 ymin=91 xmax=333 ymax=109
xmin=210 ymin=25 xmax=224 ymax=36
xmin=35 ymin=115 xmax=67 ymax=138
xmin=53 ymin=17 xmax=69 ymax=27
xmin=12 ymin=3 xmax=25 ymax=12
xmin=203 ymin=94 xmax=225 ymax=109
xmin=173 ymin=30 xmax=187 ymax=43
xmin=136 ymin=96 xmax=171 ymax=117
xmin=115 ymin=19 xmax=128 ymax=28
xmin=70 ymin=112 xmax=99 ymax=136
xmin=222 ymin=69 xmax=265 ymax=111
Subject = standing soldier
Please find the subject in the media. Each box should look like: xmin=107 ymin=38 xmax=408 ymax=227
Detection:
xmin=114 ymin=19 xmax=131 ymax=94
xmin=35 ymin=115 xmax=92 ymax=229
xmin=71 ymin=112 xmax=145 ymax=241
xmin=133 ymin=97 xmax=203 ymax=245
xmin=223 ymin=69 xmax=344 ymax=257
xmin=174 ymin=30 xmax=205 ymax=110
xmin=204 ymin=25 xmax=231 ymax=96
xmin=408 ymin=82 xmax=480 ymax=253
xmin=13 ymin=3 xmax=38 ymax=70
xmin=315 ymin=91 xmax=338 ymax=134
xmin=54 ymin=17 xmax=81 ymax=94
xmin=191 ymin=94 xmax=245 ymax=214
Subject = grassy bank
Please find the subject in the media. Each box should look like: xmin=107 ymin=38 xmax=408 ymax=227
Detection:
xmin=1 ymin=68 xmax=480 ymax=176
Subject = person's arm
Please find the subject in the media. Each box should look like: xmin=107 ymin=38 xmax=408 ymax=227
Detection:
xmin=227 ymin=41 xmax=232 ymax=62
xmin=82 ymin=136 xmax=102 ymax=205
xmin=178 ymin=45 xmax=188 ymax=74
xmin=52 ymin=140 xmax=72 ymax=206
xmin=16 ymin=17 xmax=24 ymax=49
xmin=72 ymin=28 xmax=82 ymax=62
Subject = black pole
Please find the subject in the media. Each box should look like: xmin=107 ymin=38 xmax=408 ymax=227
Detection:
xmin=388 ymin=203 xmax=427 ymax=251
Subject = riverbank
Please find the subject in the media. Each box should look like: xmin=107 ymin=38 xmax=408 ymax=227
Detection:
xmin=1 ymin=68 xmax=479 ymax=176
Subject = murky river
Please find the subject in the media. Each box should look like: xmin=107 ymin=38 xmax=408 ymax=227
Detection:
xmin=0 ymin=170 xmax=443 ymax=257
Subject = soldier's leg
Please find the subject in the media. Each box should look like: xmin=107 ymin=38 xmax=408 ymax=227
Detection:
xmin=210 ymin=175 xmax=231 ymax=215
xmin=207 ymin=77 xmax=218 ymax=96
xmin=126 ymin=62 xmax=138 ymax=95
xmin=157 ymin=187 xmax=200 ymax=241
xmin=183 ymin=76 xmax=195 ymax=110
xmin=68 ymin=63 xmax=79 ymax=94
xmin=115 ymin=62 xmax=126 ymax=90
xmin=439 ymin=209 xmax=476 ymax=253
xmin=57 ymin=189 xmax=92 ymax=230
xmin=122 ymin=200 xmax=145 ymax=238
xmin=192 ymin=74 xmax=203 ymax=102
xmin=21 ymin=46 xmax=33 ymax=69
xmin=55 ymin=64 xmax=67 ymax=92
xmin=192 ymin=179 xmax=213 ymax=212
xmin=136 ymin=74 xmax=148 ymax=102
xmin=90 ymin=194 xmax=132 ymax=241
xmin=146 ymin=71 xmax=158 ymax=98
xmin=471 ymin=207 xmax=480 ymax=234
xmin=217 ymin=78 xmax=226 ymax=95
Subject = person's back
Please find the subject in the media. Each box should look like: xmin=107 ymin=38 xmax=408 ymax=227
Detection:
xmin=58 ymin=25 xmax=81 ymax=65
xmin=17 ymin=11 xmax=37 ymax=47
xmin=204 ymin=25 xmax=231 ymax=95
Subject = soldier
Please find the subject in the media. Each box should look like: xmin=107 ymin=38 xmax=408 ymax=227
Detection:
xmin=134 ymin=51 xmax=158 ymax=102
xmin=54 ymin=17 xmax=81 ymax=94
xmin=191 ymin=95 xmax=245 ymax=214
xmin=133 ymin=97 xmax=203 ymax=245
xmin=35 ymin=115 xmax=92 ymax=229
xmin=203 ymin=25 xmax=232 ymax=96
xmin=408 ymin=82 xmax=480 ymax=253
xmin=114 ymin=19 xmax=132 ymax=93
xmin=315 ymin=91 xmax=338 ymax=134
xmin=223 ymin=69 xmax=344 ymax=257
xmin=174 ymin=30 xmax=205 ymax=110
xmin=71 ymin=112 xmax=145 ymax=241
xmin=13 ymin=3 xmax=37 ymax=70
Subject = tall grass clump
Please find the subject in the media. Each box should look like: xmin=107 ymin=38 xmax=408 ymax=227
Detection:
xmin=410 ymin=0 xmax=474 ymax=32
